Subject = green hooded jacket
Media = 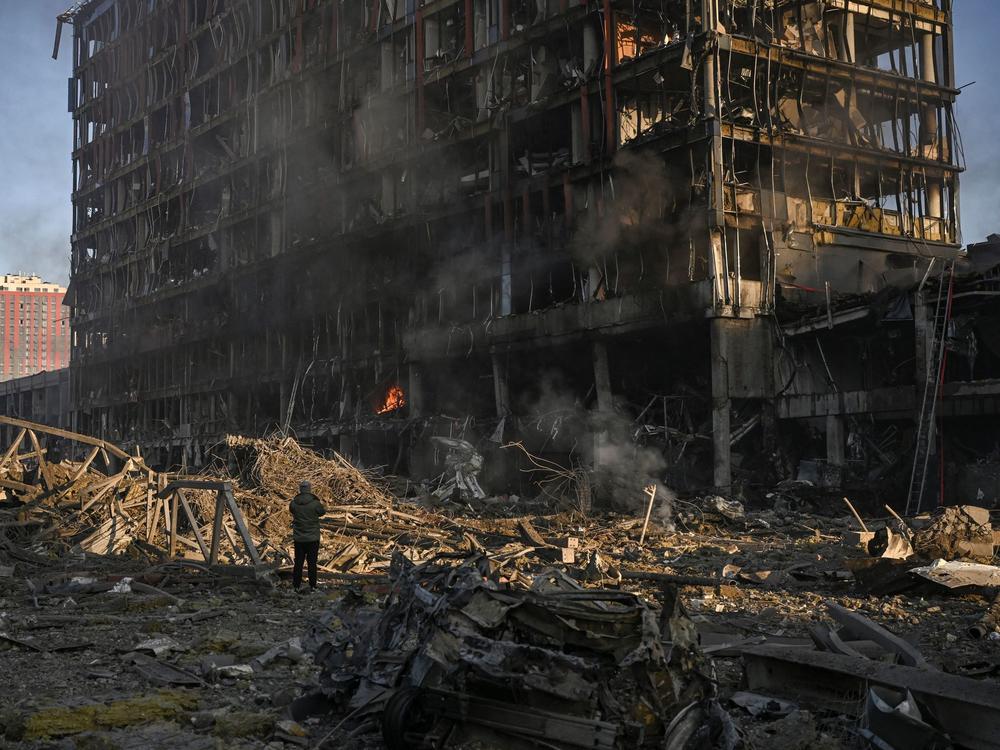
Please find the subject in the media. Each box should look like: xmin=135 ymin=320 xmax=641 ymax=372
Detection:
xmin=289 ymin=491 xmax=326 ymax=542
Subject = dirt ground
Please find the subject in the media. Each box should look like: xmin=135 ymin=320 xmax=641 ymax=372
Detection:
xmin=1 ymin=502 xmax=997 ymax=749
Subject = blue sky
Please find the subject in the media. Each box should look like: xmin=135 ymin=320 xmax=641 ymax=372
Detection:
xmin=0 ymin=1 xmax=996 ymax=284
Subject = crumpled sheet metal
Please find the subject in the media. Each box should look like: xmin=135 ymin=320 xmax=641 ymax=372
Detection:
xmin=909 ymin=559 xmax=1000 ymax=590
xmin=304 ymin=552 xmax=715 ymax=748
xmin=430 ymin=437 xmax=486 ymax=500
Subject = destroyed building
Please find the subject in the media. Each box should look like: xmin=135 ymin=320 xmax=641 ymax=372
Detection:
xmin=60 ymin=0 xmax=978 ymax=507
xmin=0 ymin=369 xmax=72 ymax=431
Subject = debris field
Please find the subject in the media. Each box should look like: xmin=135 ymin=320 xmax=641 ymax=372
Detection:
xmin=1 ymin=418 xmax=999 ymax=749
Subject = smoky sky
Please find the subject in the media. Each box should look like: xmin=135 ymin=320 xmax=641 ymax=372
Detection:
xmin=953 ymin=0 xmax=999 ymax=245
xmin=0 ymin=0 xmax=74 ymax=285
xmin=0 ymin=1 xmax=996 ymax=287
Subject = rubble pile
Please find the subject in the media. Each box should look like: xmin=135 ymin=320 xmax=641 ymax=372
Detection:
xmin=222 ymin=434 xmax=395 ymax=513
xmin=0 ymin=418 xmax=159 ymax=560
xmin=912 ymin=505 xmax=996 ymax=564
xmin=2 ymin=419 xmax=1000 ymax=749
xmin=303 ymin=552 xmax=728 ymax=749
xmin=205 ymin=434 xmax=401 ymax=566
xmin=0 ymin=422 xmax=412 ymax=569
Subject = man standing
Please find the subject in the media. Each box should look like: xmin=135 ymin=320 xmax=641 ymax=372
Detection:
xmin=289 ymin=480 xmax=325 ymax=591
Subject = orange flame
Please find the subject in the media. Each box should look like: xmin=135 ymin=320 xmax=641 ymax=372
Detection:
xmin=376 ymin=385 xmax=406 ymax=414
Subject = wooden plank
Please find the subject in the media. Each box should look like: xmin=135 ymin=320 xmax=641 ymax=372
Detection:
xmin=0 ymin=478 xmax=34 ymax=493
xmin=147 ymin=472 xmax=166 ymax=543
xmin=78 ymin=471 xmax=128 ymax=513
xmin=145 ymin=476 xmax=153 ymax=541
xmin=179 ymin=491 xmax=211 ymax=562
xmin=26 ymin=430 xmax=52 ymax=491
xmin=45 ymin=445 xmax=102 ymax=506
xmin=221 ymin=521 xmax=242 ymax=560
xmin=147 ymin=496 xmax=164 ymax=543
xmin=166 ymin=493 xmax=179 ymax=558
xmin=172 ymin=534 xmax=205 ymax=554
xmin=69 ymin=446 xmax=101 ymax=485
xmin=743 ymin=645 xmax=1000 ymax=750
xmin=13 ymin=449 xmax=47 ymax=462
xmin=79 ymin=482 xmax=118 ymax=514
xmin=223 ymin=485 xmax=262 ymax=565
xmin=156 ymin=479 xmax=228 ymax=498
xmin=0 ymin=428 xmax=26 ymax=471
xmin=0 ymin=416 xmax=130 ymax=461
xmin=208 ymin=489 xmax=226 ymax=566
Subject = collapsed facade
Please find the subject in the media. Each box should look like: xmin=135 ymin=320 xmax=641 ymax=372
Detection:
xmin=61 ymin=0 xmax=981 ymax=508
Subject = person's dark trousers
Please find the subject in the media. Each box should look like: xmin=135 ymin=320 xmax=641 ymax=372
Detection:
xmin=293 ymin=540 xmax=320 ymax=590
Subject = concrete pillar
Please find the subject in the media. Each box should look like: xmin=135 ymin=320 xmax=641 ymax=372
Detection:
xmin=826 ymin=414 xmax=846 ymax=466
xmin=760 ymin=401 xmax=778 ymax=463
xmin=491 ymin=353 xmax=510 ymax=417
xmin=587 ymin=266 xmax=603 ymax=302
xmin=424 ymin=17 xmax=440 ymax=57
xmin=703 ymin=2 xmax=727 ymax=304
xmin=839 ymin=11 xmax=855 ymax=64
xmin=710 ymin=229 xmax=729 ymax=307
xmin=408 ymin=363 xmax=425 ymax=418
xmin=473 ymin=0 xmax=487 ymax=50
xmin=921 ymin=32 xmax=942 ymax=219
xmin=914 ymin=286 xmax=933 ymax=388
xmin=710 ymin=318 xmax=732 ymax=492
xmin=571 ymin=101 xmax=584 ymax=164
xmin=591 ymin=340 xmax=613 ymax=472
xmin=592 ymin=341 xmax=612 ymax=413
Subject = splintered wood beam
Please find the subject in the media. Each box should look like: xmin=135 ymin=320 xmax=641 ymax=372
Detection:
xmin=223 ymin=485 xmax=262 ymax=565
xmin=25 ymin=430 xmax=53 ymax=491
xmin=156 ymin=479 xmax=229 ymax=497
xmin=209 ymin=488 xmax=226 ymax=566
xmin=178 ymin=490 xmax=211 ymax=561
xmin=169 ymin=489 xmax=181 ymax=558
xmin=79 ymin=481 xmax=119 ymax=514
xmin=0 ymin=428 xmax=27 ymax=471
xmin=0 ymin=478 xmax=35 ymax=493
xmin=12 ymin=449 xmax=46 ymax=462
xmin=70 ymin=446 xmax=101 ymax=484
xmin=221 ymin=522 xmax=242 ymax=561
xmin=148 ymin=496 xmax=164 ymax=543
xmin=0 ymin=416 xmax=130 ymax=461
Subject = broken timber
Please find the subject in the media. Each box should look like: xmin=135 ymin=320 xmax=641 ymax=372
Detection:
xmin=155 ymin=480 xmax=262 ymax=566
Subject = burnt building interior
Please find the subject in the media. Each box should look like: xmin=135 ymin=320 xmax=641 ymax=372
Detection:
xmin=61 ymin=0 xmax=999 ymax=510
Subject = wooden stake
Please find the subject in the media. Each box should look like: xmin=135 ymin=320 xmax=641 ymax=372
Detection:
xmin=843 ymin=497 xmax=869 ymax=532
xmin=639 ymin=484 xmax=658 ymax=546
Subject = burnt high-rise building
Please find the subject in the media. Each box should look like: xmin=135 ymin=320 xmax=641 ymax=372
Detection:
xmin=0 ymin=275 xmax=71 ymax=382
xmin=62 ymin=1 xmax=967 ymax=502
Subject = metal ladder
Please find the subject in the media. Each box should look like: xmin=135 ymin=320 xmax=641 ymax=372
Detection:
xmin=905 ymin=260 xmax=955 ymax=515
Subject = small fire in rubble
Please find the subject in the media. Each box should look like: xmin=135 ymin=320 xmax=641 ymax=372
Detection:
xmin=376 ymin=385 xmax=406 ymax=414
